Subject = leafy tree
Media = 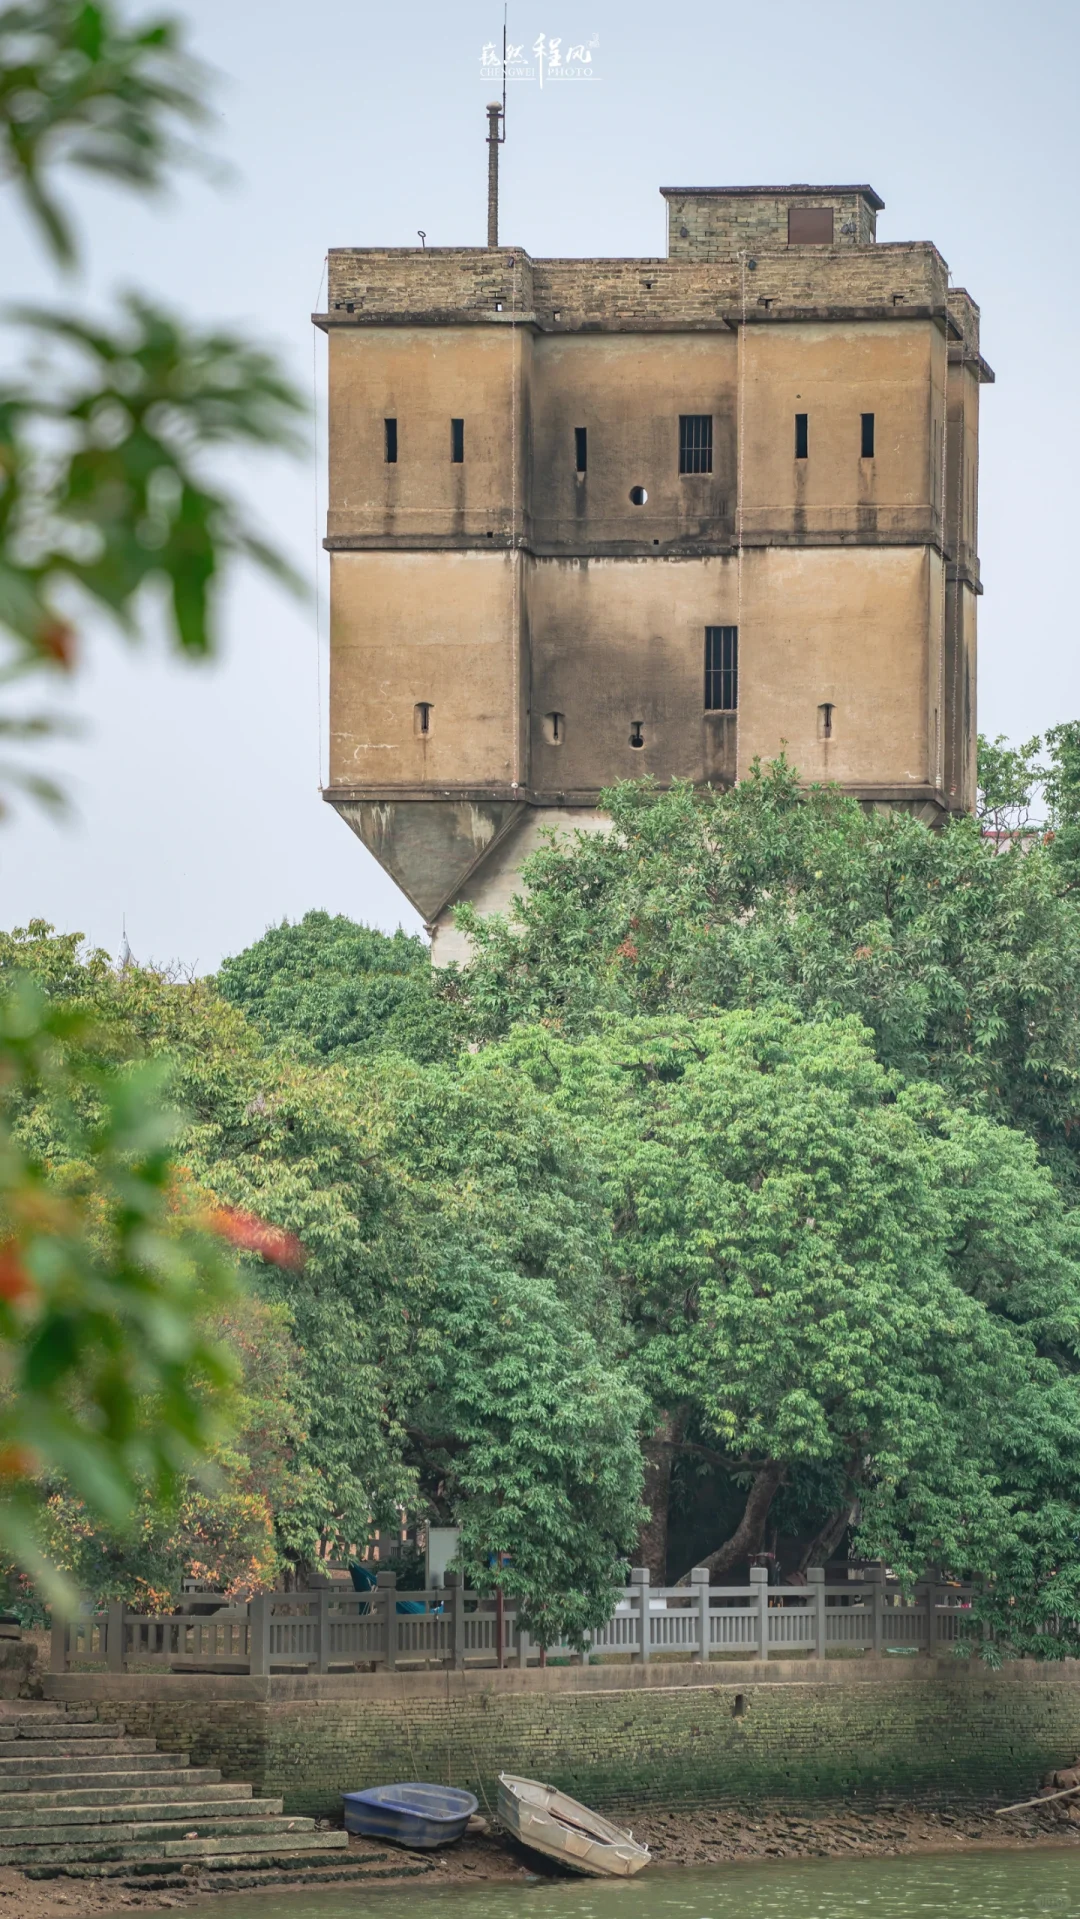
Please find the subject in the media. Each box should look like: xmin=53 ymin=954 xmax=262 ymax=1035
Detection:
xmin=0 ymin=0 xmax=208 ymax=267
xmin=452 ymin=763 xmax=1080 ymax=1188
xmin=5 ymin=926 xmax=643 ymax=1639
xmin=0 ymin=1 xmax=304 ymax=1577
xmin=0 ymin=975 xmax=240 ymax=1591
xmin=499 ymin=1008 xmax=1080 ymax=1640
xmin=6 ymin=1295 xmax=316 ymax=1614
xmin=976 ymin=731 xmax=1045 ymax=835
xmin=216 ymin=911 xmax=455 ymax=1065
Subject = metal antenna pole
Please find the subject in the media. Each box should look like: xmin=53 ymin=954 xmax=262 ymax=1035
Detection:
xmin=486 ymin=8 xmax=507 ymax=248
xmin=486 ymin=100 xmax=501 ymax=246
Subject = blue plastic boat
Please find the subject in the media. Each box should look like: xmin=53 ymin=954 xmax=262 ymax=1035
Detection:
xmin=341 ymin=1783 xmax=478 ymax=1849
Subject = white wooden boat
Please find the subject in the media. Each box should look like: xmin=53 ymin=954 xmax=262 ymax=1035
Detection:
xmin=497 ymin=1773 xmax=651 ymax=1877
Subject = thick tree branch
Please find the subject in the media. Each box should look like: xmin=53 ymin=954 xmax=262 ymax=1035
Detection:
xmin=699 ymin=1461 xmax=785 ymax=1578
xmin=795 ymin=1497 xmax=859 ymax=1576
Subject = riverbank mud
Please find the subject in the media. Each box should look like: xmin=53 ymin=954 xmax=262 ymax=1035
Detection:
xmin=5 ymin=1795 xmax=1080 ymax=1917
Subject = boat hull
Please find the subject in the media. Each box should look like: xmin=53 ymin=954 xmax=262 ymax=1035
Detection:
xmin=497 ymin=1773 xmax=650 ymax=1878
xmin=342 ymin=1783 xmax=477 ymax=1849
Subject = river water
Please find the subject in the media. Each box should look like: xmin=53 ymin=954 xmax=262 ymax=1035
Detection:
xmin=160 ymin=1852 xmax=1080 ymax=1919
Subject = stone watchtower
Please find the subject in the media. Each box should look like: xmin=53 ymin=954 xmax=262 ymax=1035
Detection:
xmin=314 ymin=182 xmax=992 ymax=962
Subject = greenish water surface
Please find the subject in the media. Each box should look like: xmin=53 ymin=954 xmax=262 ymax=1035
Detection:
xmin=160 ymin=1852 xmax=1080 ymax=1919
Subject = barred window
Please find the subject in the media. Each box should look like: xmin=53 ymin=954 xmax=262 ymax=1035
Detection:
xmin=680 ymin=414 xmax=713 ymax=475
xmin=705 ymin=626 xmax=738 ymax=712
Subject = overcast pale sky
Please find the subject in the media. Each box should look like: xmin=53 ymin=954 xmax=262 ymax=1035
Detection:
xmin=1 ymin=0 xmax=1076 ymax=969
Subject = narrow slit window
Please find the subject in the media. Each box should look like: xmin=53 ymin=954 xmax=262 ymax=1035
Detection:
xmin=679 ymin=414 xmax=713 ymax=474
xmin=451 ymin=418 xmax=464 ymax=463
xmin=629 ymin=721 xmax=645 ymax=749
xmin=818 ymin=702 xmax=834 ymax=740
xmin=384 ymin=418 xmax=398 ymax=463
xmin=861 ymin=412 xmax=875 ymax=458
xmin=795 ymin=413 xmax=808 ymax=460
xmin=414 ymin=702 xmax=432 ymax=735
xmin=705 ymin=627 xmax=738 ymax=712
xmin=575 ymin=426 xmax=587 ymax=473
xmin=543 ymin=711 xmax=565 ymax=745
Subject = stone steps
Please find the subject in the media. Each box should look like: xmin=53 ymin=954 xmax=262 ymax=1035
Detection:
xmin=0 ymin=1820 xmax=340 ymax=1865
xmin=0 ymin=1736 xmax=157 ymax=1759
xmin=27 ymin=1852 xmax=434 ymax=1889
xmin=7 ymin=1717 xmax=116 ymax=1739
xmin=0 ymin=1751 xmax=194 ymax=1779
xmin=0 ymin=1795 xmax=280 ymax=1829
xmin=1 ymin=1704 xmax=354 ymax=1889
xmin=0 ymin=1780 xmax=247 ymax=1810
xmin=12 ymin=1829 xmax=349 ymax=1867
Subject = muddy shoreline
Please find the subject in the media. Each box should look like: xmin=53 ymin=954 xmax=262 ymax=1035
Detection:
xmin=5 ymin=1797 xmax=1080 ymax=1918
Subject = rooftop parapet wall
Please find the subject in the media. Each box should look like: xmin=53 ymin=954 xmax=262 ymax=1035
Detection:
xmin=323 ymin=243 xmax=952 ymax=335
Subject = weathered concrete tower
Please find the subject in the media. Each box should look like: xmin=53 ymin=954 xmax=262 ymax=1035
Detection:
xmin=314 ymin=182 xmax=991 ymax=962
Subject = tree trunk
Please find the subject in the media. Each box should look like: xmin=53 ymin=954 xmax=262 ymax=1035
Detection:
xmin=636 ymin=1407 xmax=686 ymax=1582
xmin=699 ymin=1463 xmax=784 ymax=1579
xmin=795 ymin=1497 xmax=859 ymax=1576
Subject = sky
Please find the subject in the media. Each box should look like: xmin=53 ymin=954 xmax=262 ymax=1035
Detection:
xmin=1 ymin=0 xmax=1077 ymax=970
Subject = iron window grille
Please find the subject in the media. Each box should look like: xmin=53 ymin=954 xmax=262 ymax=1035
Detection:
xmin=680 ymin=415 xmax=713 ymax=475
xmin=705 ymin=627 xmax=738 ymax=711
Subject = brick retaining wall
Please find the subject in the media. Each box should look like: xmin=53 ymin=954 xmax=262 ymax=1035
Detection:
xmin=45 ymin=1659 xmax=1080 ymax=1820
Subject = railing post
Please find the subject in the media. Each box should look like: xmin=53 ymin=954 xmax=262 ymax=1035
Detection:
xmin=866 ymin=1562 xmax=885 ymax=1657
xmin=750 ymin=1565 xmax=769 ymax=1660
xmin=107 ymin=1599 xmax=125 ymax=1674
xmin=249 ymin=1592 xmax=270 ymax=1677
xmin=924 ymin=1575 xmax=941 ymax=1657
xmin=378 ymin=1571 xmax=398 ymax=1671
xmin=630 ymin=1567 xmax=651 ymax=1663
xmin=50 ymin=1608 xmax=69 ymax=1675
xmin=317 ymin=1589 xmax=330 ymax=1673
xmin=446 ymin=1573 xmax=465 ymax=1670
xmin=807 ymin=1566 xmax=826 ymax=1659
xmin=691 ymin=1566 xmax=711 ymax=1664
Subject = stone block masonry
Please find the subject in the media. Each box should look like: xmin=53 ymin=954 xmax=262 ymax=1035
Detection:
xmin=47 ymin=1661 xmax=1080 ymax=1821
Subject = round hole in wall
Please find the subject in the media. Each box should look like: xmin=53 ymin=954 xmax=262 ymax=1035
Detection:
xmin=629 ymin=486 xmax=648 ymax=506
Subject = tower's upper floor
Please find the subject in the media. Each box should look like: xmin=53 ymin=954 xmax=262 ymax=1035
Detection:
xmin=315 ymin=183 xmax=992 ymax=931
xmin=317 ymin=183 xmax=991 ymax=575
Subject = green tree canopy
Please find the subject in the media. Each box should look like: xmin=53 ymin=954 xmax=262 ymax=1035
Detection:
xmin=496 ymin=1008 xmax=1080 ymax=1649
xmin=4 ymin=925 xmax=643 ymax=1640
xmin=216 ymin=911 xmax=454 ymax=1065
xmin=453 ymin=761 xmax=1080 ymax=1188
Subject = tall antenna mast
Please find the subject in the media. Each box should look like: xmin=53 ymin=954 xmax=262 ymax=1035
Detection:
xmin=486 ymin=7 xmax=507 ymax=247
